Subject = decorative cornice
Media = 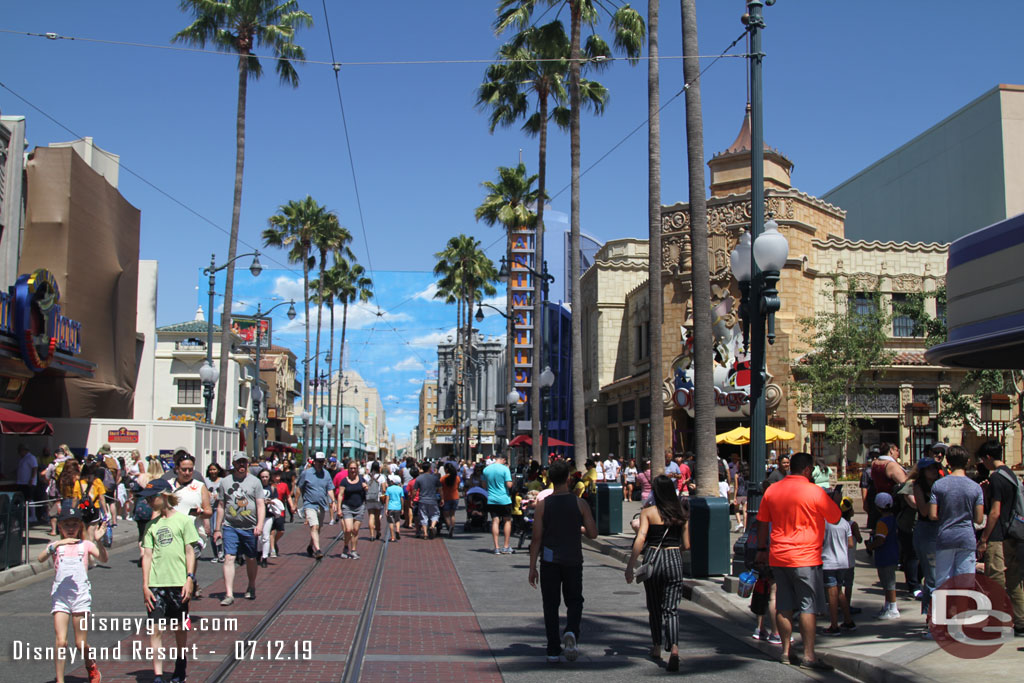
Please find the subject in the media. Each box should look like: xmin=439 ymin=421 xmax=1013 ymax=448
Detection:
xmin=813 ymin=236 xmax=950 ymax=253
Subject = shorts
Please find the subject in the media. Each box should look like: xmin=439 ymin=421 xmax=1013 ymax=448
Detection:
xmin=303 ymin=507 xmax=327 ymax=528
xmin=772 ymin=565 xmax=825 ymax=615
xmin=272 ymin=516 xmax=285 ymax=532
xmin=877 ymin=564 xmax=897 ymax=592
xmin=488 ymin=503 xmax=513 ymax=520
xmin=839 ymin=567 xmax=854 ymax=590
xmin=823 ymin=568 xmax=843 ymax=588
xmin=365 ymin=501 xmax=382 ymax=512
xmin=342 ymin=504 xmax=365 ymax=521
xmin=419 ymin=501 xmax=441 ymax=525
xmin=52 ymin=587 xmax=91 ymax=614
xmin=387 ymin=509 xmax=403 ymax=523
xmin=442 ymin=499 xmax=459 ymax=513
xmin=222 ymin=526 xmax=259 ymax=558
xmin=147 ymin=586 xmax=189 ymax=621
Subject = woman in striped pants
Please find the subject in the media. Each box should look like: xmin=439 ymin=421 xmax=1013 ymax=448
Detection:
xmin=625 ymin=475 xmax=691 ymax=672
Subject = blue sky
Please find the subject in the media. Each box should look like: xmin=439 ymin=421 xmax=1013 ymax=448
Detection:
xmin=2 ymin=1 xmax=1019 ymax=438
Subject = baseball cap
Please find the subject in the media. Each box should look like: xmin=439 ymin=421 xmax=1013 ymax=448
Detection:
xmin=173 ymin=445 xmax=192 ymax=456
xmin=929 ymin=442 xmax=947 ymax=455
xmin=917 ymin=457 xmax=939 ymax=470
xmin=136 ymin=478 xmax=173 ymax=497
xmin=58 ymin=507 xmax=84 ymax=522
xmin=867 ymin=446 xmax=881 ymax=457
xmin=389 ymin=474 xmax=401 ymax=486
xmin=839 ymin=497 xmax=854 ymax=512
xmin=232 ymin=451 xmax=249 ymax=463
xmin=97 ymin=444 xmax=112 ymax=455
xmin=874 ymin=492 xmax=894 ymax=509
xmin=314 ymin=451 xmax=327 ymax=460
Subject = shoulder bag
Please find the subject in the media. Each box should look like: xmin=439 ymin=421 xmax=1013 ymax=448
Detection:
xmin=634 ymin=527 xmax=669 ymax=583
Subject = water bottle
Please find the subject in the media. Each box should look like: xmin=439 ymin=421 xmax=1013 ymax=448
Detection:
xmin=738 ymin=569 xmax=758 ymax=599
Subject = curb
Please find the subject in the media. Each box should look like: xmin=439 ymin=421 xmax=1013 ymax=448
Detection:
xmin=583 ymin=535 xmax=932 ymax=683
xmin=0 ymin=528 xmax=138 ymax=589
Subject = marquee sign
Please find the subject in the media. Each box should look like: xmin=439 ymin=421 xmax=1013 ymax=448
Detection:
xmin=108 ymin=427 xmax=140 ymax=443
xmin=0 ymin=269 xmax=84 ymax=372
xmin=510 ymin=226 xmax=536 ymax=404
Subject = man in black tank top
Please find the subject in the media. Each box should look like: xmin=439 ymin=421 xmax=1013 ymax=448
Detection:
xmin=529 ymin=460 xmax=598 ymax=663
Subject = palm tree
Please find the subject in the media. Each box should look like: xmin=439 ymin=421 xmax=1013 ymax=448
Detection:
xmin=681 ymin=0 xmax=715 ymax=495
xmin=496 ymin=0 xmax=644 ymax=468
xmin=434 ymin=236 xmax=498 ymax=460
xmin=330 ymin=258 xmax=372 ymax=457
xmin=479 ymin=22 xmax=606 ymax=463
xmin=474 ymin=165 xmax=539 ymax=457
xmin=309 ymin=216 xmax=353 ymax=450
xmin=262 ymin=195 xmax=334 ymax=455
xmin=175 ymin=0 xmax=312 ymax=426
xmin=647 ymin=0 xmax=664 ymax=476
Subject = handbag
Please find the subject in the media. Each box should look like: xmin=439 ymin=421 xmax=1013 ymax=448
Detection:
xmin=634 ymin=528 xmax=669 ymax=583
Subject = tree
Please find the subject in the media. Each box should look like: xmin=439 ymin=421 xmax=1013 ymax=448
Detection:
xmin=647 ymin=0 xmax=664 ymax=476
xmin=434 ymin=235 xmax=499 ymax=460
xmin=680 ymin=0 xmax=715 ymax=493
xmin=324 ymin=258 xmax=372 ymax=458
xmin=474 ymin=164 xmax=540 ymax=457
xmin=792 ymin=278 xmax=895 ymax=458
xmin=175 ymin=0 xmax=312 ymax=426
xmin=496 ymin=0 xmax=644 ymax=469
xmin=262 ymin=196 xmax=335 ymax=449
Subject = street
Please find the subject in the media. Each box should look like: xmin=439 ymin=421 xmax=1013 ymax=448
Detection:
xmin=0 ymin=517 xmax=843 ymax=682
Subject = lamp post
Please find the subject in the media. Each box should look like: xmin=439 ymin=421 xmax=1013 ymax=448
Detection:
xmin=507 ymin=388 xmax=521 ymax=457
xmin=301 ymin=350 xmax=331 ymax=464
xmin=539 ymin=365 xmax=555 ymax=466
xmin=336 ymin=376 xmax=358 ymax=459
xmin=243 ymin=299 xmax=296 ymax=459
xmin=475 ymin=409 xmax=484 ymax=459
xmin=202 ymin=250 xmax=263 ymax=423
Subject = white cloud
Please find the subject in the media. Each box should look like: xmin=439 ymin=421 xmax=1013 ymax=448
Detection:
xmin=272 ymin=275 xmax=304 ymax=301
xmin=383 ymin=394 xmax=398 ymax=402
xmin=408 ymin=377 xmax=427 ymax=384
xmin=545 ymin=206 xmax=569 ymax=224
xmin=413 ymin=282 xmax=439 ymax=301
xmin=393 ymin=356 xmax=424 ymax=372
xmin=410 ymin=327 xmax=458 ymax=348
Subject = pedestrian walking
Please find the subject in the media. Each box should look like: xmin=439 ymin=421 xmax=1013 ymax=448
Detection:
xmin=205 ymin=463 xmax=226 ymax=562
xmin=441 ymin=462 xmax=460 ymax=537
xmin=821 ymin=507 xmax=856 ymax=635
xmin=138 ymin=478 xmax=198 ymax=683
xmin=38 ymin=507 xmax=107 ymax=683
xmin=528 ymin=459 xmax=598 ymax=663
xmin=295 ymin=452 xmax=335 ymax=560
xmin=867 ymin=493 xmax=901 ymax=619
xmin=484 ymin=453 xmax=515 ymax=554
xmin=168 ymin=449 xmax=211 ymax=598
xmin=623 ymin=459 xmax=638 ymax=502
xmin=365 ymin=462 xmax=387 ymax=541
xmin=257 ymin=469 xmax=283 ymax=566
xmin=909 ymin=458 xmax=941 ymax=621
xmin=338 ymin=460 xmax=368 ymax=559
xmin=929 ymin=445 xmax=984 ymax=586
xmin=976 ymin=440 xmax=1024 ymax=635
xmin=214 ymin=454 xmax=265 ymax=605
xmin=384 ymin=475 xmax=404 ymax=541
xmin=755 ymin=451 xmax=839 ymax=671
xmin=413 ymin=463 xmax=442 ymax=539
xmin=625 ymin=474 xmax=690 ymax=671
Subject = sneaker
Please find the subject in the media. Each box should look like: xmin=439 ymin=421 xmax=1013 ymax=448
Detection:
xmin=244 ymin=587 xmax=255 ymax=600
xmin=86 ymin=662 xmax=102 ymax=683
xmin=751 ymin=629 xmax=763 ymax=640
xmin=328 ymin=519 xmax=336 ymax=525
xmin=502 ymin=546 xmax=515 ymax=554
xmin=428 ymin=527 xmax=436 ymax=540
xmin=767 ymin=634 xmax=782 ymax=645
xmin=395 ymin=532 xmax=401 ymax=540
xmin=546 ymin=655 xmax=560 ymax=663
xmin=840 ymin=621 xmax=857 ymax=631
xmin=314 ymin=549 xmax=324 ymax=560
xmin=209 ymin=556 xmax=222 ymax=563
xmin=876 ymin=607 xmax=900 ymax=620
xmin=220 ymin=596 xmax=234 ymax=606
xmin=342 ymin=546 xmax=349 ymax=556
xmin=822 ymin=626 xmax=842 ymax=636
xmin=270 ymin=550 xmax=278 ymax=558
xmin=493 ymin=548 xmax=502 ymax=555
xmin=561 ymin=631 xmax=578 ymax=662
xmin=737 ymin=525 xmax=745 ymax=534
xmin=912 ymin=589 xmax=923 ymax=599
xmin=170 ymin=657 xmax=187 ymax=683
xmin=307 ymin=544 xmax=314 ymax=557
xmin=350 ymin=551 xmax=360 ymax=560
xmin=153 ymin=677 xmax=165 ymax=683
xmin=258 ymin=557 xmax=268 ymax=568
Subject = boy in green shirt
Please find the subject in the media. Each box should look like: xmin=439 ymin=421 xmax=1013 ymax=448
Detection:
xmin=139 ymin=478 xmax=199 ymax=683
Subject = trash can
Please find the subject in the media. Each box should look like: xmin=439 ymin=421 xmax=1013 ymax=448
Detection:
xmin=0 ymin=493 xmax=9 ymax=571
xmin=687 ymin=496 xmax=730 ymax=577
xmin=0 ymin=492 xmax=26 ymax=570
xmin=596 ymin=483 xmax=623 ymax=535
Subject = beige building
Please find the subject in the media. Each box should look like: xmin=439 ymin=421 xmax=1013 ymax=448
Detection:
xmin=259 ymin=344 xmax=299 ymax=446
xmin=416 ymin=378 xmax=439 ymax=460
xmin=328 ymin=369 xmax=388 ymax=457
xmin=584 ymin=107 xmax=1018 ymax=468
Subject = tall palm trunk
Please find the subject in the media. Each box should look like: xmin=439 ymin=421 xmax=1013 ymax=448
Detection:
xmin=302 ymin=243 xmax=311 ymax=454
xmin=681 ymin=0 xmax=715 ymax=495
xmin=313 ymin=252 xmax=326 ymax=453
xmin=337 ymin=300 xmax=349 ymax=460
xmin=326 ymin=295 xmax=335 ymax=456
xmin=216 ymin=50 xmax=250 ymax=426
xmin=648 ymin=0 xmax=665 ymax=476
xmin=531 ymin=90 xmax=549 ymax=465
xmin=506 ymin=231 xmax=515 ymax=454
xmin=569 ymin=0 xmax=586 ymax=470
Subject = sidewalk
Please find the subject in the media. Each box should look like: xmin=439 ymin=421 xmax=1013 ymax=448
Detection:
xmin=584 ymin=498 xmax=1020 ymax=683
xmin=0 ymin=515 xmax=139 ymax=588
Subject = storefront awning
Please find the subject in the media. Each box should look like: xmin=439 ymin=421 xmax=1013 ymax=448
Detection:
xmin=926 ymin=212 xmax=1024 ymax=369
xmin=0 ymin=407 xmax=54 ymax=435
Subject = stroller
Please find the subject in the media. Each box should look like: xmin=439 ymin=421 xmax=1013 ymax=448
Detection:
xmin=515 ymin=496 xmax=535 ymax=549
xmin=464 ymin=486 xmax=488 ymax=532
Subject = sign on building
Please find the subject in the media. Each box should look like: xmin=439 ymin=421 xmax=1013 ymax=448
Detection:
xmin=510 ymin=226 xmax=536 ymax=404
xmin=231 ymin=316 xmax=271 ymax=349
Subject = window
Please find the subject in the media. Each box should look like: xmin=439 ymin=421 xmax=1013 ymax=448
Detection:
xmin=852 ymin=292 xmax=876 ymax=317
xmin=635 ymin=324 xmax=643 ymax=361
xmin=891 ymin=293 xmax=917 ymax=337
xmin=935 ymin=299 xmax=947 ymax=329
xmin=177 ymin=379 xmax=201 ymax=405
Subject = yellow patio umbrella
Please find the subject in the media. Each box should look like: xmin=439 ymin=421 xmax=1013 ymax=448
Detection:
xmin=715 ymin=425 xmax=796 ymax=445
xmin=765 ymin=425 xmax=796 ymax=442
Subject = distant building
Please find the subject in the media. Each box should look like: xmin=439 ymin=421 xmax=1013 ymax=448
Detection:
xmin=259 ymin=344 xmax=299 ymax=448
xmin=435 ymin=330 xmax=505 ymax=459
xmin=824 ymin=84 xmax=1024 ymax=244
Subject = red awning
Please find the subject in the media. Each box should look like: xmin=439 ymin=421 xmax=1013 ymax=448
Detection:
xmin=0 ymin=407 xmax=54 ymax=435
xmin=508 ymin=435 xmax=573 ymax=447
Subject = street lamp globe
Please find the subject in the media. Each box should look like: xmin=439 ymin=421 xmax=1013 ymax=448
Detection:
xmin=475 ymin=306 xmax=485 ymax=323
xmin=507 ymin=389 xmax=520 ymax=405
xmin=286 ymin=301 xmax=297 ymax=320
xmin=539 ymin=365 xmax=555 ymax=388
xmin=476 ymin=410 xmax=485 ymax=422
xmin=251 ymin=384 xmax=264 ymax=402
xmin=249 ymin=253 xmax=263 ymax=278
xmin=753 ymin=219 xmax=789 ymax=272
xmin=730 ymin=232 xmax=753 ymax=282
xmin=199 ymin=362 xmax=219 ymax=386
xmin=300 ymin=410 xmax=311 ymax=423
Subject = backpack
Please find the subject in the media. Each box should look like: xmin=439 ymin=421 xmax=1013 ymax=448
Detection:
xmin=993 ymin=468 xmax=1024 ymax=542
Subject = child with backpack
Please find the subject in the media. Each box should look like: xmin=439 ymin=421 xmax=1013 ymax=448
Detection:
xmin=868 ymin=492 xmax=901 ymax=619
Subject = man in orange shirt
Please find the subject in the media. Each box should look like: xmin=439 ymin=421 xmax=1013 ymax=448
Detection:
xmin=756 ymin=451 xmax=841 ymax=672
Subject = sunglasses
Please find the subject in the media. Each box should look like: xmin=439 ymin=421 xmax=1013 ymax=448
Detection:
xmin=179 ymin=467 xmax=194 ymax=472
